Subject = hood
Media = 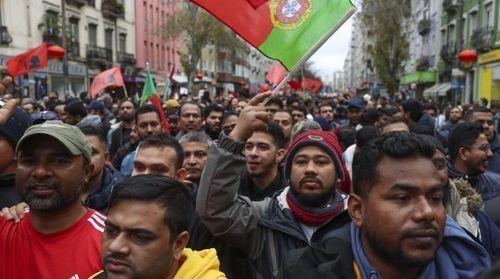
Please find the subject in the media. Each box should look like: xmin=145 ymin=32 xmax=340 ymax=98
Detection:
xmin=174 ymin=248 xmax=226 ymax=279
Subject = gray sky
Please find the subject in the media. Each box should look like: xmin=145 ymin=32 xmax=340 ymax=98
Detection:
xmin=309 ymin=1 xmax=361 ymax=82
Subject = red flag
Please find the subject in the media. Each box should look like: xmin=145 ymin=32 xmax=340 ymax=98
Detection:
xmin=301 ymin=77 xmax=323 ymax=93
xmin=265 ymin=63 xmax=287 ymax=85
xmin=287 ymin=80 xmax=302 ymax=90
xmin=150 ymin=94 xmax=170 ymax=133
xmin=247 ymin=0 xmax=267 ymax=8
xmin=6 ymin=43 xmax=48 ymax=77
xmin=90 ymin=67 xmax=124 ymax=99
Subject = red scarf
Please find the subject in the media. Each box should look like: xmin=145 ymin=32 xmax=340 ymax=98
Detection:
xmin=286 ymin=192 xmax=344 ymax=226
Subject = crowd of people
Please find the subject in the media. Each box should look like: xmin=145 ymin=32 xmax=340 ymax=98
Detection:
xmin=1 ymin=72 xmax=500 ymax=278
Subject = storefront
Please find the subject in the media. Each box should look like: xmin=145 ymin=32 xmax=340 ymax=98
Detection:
xmin=400 ymin=71 xmax=437 ymax=99
xmin=478 ymin=49 xmax=500 ymax=102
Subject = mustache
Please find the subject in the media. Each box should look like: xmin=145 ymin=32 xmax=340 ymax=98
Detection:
xmin=25 ymin=181 xmax=59 ymax=190
xmin=401 ymin=222 xmax=441 ymax=239
xmin=300 ymin=176 xmax=322 ymax=185
xmin=103 ymin=254 xmax=134 ymax=269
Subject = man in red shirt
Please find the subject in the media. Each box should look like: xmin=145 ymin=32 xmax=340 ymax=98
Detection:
xmin=0 ymin=120 xmax=103 ymax=279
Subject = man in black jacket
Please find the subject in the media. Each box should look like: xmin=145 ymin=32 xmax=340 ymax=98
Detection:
xmin=0 ymin=104 xmax=31 ymax=208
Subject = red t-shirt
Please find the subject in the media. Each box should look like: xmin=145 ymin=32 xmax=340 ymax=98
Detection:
xmin=0 ymin=208 xmax=104 ymax=279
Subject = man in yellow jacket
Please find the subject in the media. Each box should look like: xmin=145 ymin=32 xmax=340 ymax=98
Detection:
xmin=89 ymin=174 xmax=226 ymax=279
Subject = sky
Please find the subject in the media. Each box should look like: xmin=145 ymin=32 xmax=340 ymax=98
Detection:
xmin=309 ymin=2 xmax=361 ymax=83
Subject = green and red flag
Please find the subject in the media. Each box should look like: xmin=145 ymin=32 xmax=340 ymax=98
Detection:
xmin=191 ymin=0 xmax=355 ymax=71
xmin=140 ymin=69 xmax=156 ymax=106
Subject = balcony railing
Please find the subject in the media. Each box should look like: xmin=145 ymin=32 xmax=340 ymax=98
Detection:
xmin=116 ymin=51 xmax=136 ymax=65
xmin=0 ymin=26 xmax=13 ymax=45
xmin=418 ymin=19 xmax=431 ymax=36
xmin=471 ymin=27 xmax=494 ymax=53
xmin=440 ymin=42 xmax=457 ymax=62
xmin=42 ymin=31 xmax=62 ymax=46
xmin=86 ymin=44 xmax=112 ymax=62
xmin=102 ymin=0 xmax=124 ymax=19
xmin=66 ymin=0 xmax=86 ymax=7
xmin=442 ymin=0 xmax=458 ymax=12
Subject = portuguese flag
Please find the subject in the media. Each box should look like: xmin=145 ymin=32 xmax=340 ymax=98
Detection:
xmin=191 ymin=0 xmax=355 ymax=71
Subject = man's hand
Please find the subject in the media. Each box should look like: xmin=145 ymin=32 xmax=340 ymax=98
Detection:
xmin=0 ymin=202 xmax=29 ymax=223
xmin=0 ymin=73 xmax=17 ymax=126
xmin=229 ymin=92 xmax=271 ymax=142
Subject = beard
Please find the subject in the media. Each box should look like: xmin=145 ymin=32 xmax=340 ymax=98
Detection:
xmin=289 ymin=179 xmax=336 ymax=207
xmin=362 ymin=221 xmax=440 ymax=269
xmin=22 ymin=180 xmax=83 ymax=212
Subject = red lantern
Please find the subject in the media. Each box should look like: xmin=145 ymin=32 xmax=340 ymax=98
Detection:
xmin=458 ymin=49 xmax=478 ymax=68
xmin=47 ymin=45 xmax=66 ymax=58
xmin=194 ymin=73 xmax=204 ymax=80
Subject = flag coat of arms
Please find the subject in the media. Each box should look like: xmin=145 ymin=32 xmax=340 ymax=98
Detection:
xmin=191 ymin=0 xmax=355 ymax=71
xmin=90 ymin=67 xmax=124 ymax=99
xmin=6 ymin=43 xmax=48 ymax=77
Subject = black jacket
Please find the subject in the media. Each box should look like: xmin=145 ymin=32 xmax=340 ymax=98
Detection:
xmin=0 ymin=173 xmax=21 ymax=209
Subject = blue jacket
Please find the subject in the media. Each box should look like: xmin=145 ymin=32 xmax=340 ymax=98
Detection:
xmin=120 ymin=150 xmax=137 ymax=177
xmin=487 ymin=135 xmax=500 ymax=175
xmin=352 ymin=217 xmax=490 ymax=279
xmin=85 ymin=165 xmax=126 ymax=213
xmin=448 ymin=163 xmax=500 ymax=201
xmin=475 ymin=211 xmax=500 ymax=263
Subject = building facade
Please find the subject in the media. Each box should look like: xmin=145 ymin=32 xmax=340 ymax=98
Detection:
xmin=0 ymin=0 xmax=136 ymax=99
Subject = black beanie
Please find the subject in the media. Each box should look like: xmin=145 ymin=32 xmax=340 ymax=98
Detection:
xmin=0 ymin=107 xmax=32 ymax=148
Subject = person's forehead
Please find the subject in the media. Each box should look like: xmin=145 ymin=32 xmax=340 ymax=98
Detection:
xmin=472 ymin=112 xmax=493 ymax=120
xmin=138 ymin=146 xmax=176 ymax=161
xmin=294 ymin=145 xmax=329 ymax=157
xmin=208 ymin=111 xmax=223 ymax=117
xmin=137 ymin=112 xmax=160 ymax=123
xmin=475 ymin=133 xmax=489 ymax=143
xmin=320 ymin=105 xmax=333 ymax=111
xmin=292 ymin=109 xmax=304 ymax=115
xmin=274 ymin=112 xmax=292 ymax=121
xmin=374 ymin=156 xmax=442 ymax=192
xmin=181 ymin=104 xmax=201 ymax=114
xmin=247 ymin=131 xmax=274 ymax=145
xmin=85 ymin=135 xmax=105 ymax=152
xmin=182 ymin=141 xmax=208 ymax=152
xmin=120 ymin=101 xmax=134 ymax=108
xmin=223 ymin=115 xmax=239 ymax=124
xmin=107 ymin=200 xmax=167 ymax=231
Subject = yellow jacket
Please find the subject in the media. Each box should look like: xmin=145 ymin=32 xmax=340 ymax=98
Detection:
xmin=174 ymin=248 xmax=227 ymax=279
xmin=89 ymin=248 xmax=226 ymax=279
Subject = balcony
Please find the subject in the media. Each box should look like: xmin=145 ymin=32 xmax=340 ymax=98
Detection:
xmin=471 ymin=27 xmax=494 ymax=53
xmin=116 ymin=51 xmax=136 ymax=65
xmin=440 ymin=42 xmax=457 ymax=62
xmin=0 ymin=26 xmax=13 ymax=45
xmin=102 ymin=0 xmax=124 ymax=19
xmin=86 ymin=44 xmax=112 ymax=67
xmin=66 ymin=0 xmax=86 ymax=8
xmin=416 ymin=56 xmax=430 ymax=71
xmin=42 ymin=31 xmax=62 ymax=46
xmin=442 ymin=0 xmax=458 ymax=13
xmin=418 ymin=19 xmax=431 ymax=36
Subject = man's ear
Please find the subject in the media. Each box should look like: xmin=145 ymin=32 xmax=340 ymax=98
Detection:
xmin=83 ymin=162 xmax=95 ymax=184
xmin=458 ymin=146 xmax=468 ymax=161
xmin=173 ymin=231 xmax=190 ymax=261
xmin=348 ymin=194 xmax=364 ymax=227
xmin=276 ymin=148 xmax=285 ymax=163
xmin=104 ymin=151 xmax=110 ymax=162
xmin=176 ymin=168 xmax=187 ymax=182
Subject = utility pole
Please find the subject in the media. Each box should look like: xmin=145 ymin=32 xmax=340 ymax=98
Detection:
xmin=61 ymin=0 xmax=69 ymax=97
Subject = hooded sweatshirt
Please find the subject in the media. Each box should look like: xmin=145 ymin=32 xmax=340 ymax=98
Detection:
xmin=351 ymin=217 xmax=490 ymax=279
xmin=89 ymin=248 xmax=226 ymax=279
xmin=174 ymin=248 xmax=226 ymax=279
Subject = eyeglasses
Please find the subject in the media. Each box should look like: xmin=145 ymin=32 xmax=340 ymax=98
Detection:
xmin=470 ymin=144 xmax=492 ymax=153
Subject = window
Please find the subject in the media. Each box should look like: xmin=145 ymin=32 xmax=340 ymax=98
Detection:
xmin=68 ymin=18 xmax=79 ymax=43
xmin=119 ymin=33 xmax=126 ymax=52
xmin=470 ymin=12 xmax=478 ymax=32
xmin=88 ymin=24 xmax=97 ymax=45
xmin=105 ymin=29 xmax=113 ymax=50
xmin=485 ymin=3 xmax=493 ymax=28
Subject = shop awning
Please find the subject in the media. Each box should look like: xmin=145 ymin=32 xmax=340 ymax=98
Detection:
xmin=423 ymin=82 xmax=451 ymax=97
xmin=423 ymin=83 xmax=442 ymax=96
xmin=437 ymin=82 xmax=451 ymax=96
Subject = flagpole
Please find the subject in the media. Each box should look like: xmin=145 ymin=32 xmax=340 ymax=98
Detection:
xmin=122 ymin=84 xmax=128 ymax=98
xmin=262 ymin=71 xmax=292 ymax=106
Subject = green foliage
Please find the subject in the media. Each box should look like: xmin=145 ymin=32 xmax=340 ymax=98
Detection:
xmin=164 ymin=3 xmax=244 ymax=90
xmin=361 ymin=0 xmax=411 ymax=95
